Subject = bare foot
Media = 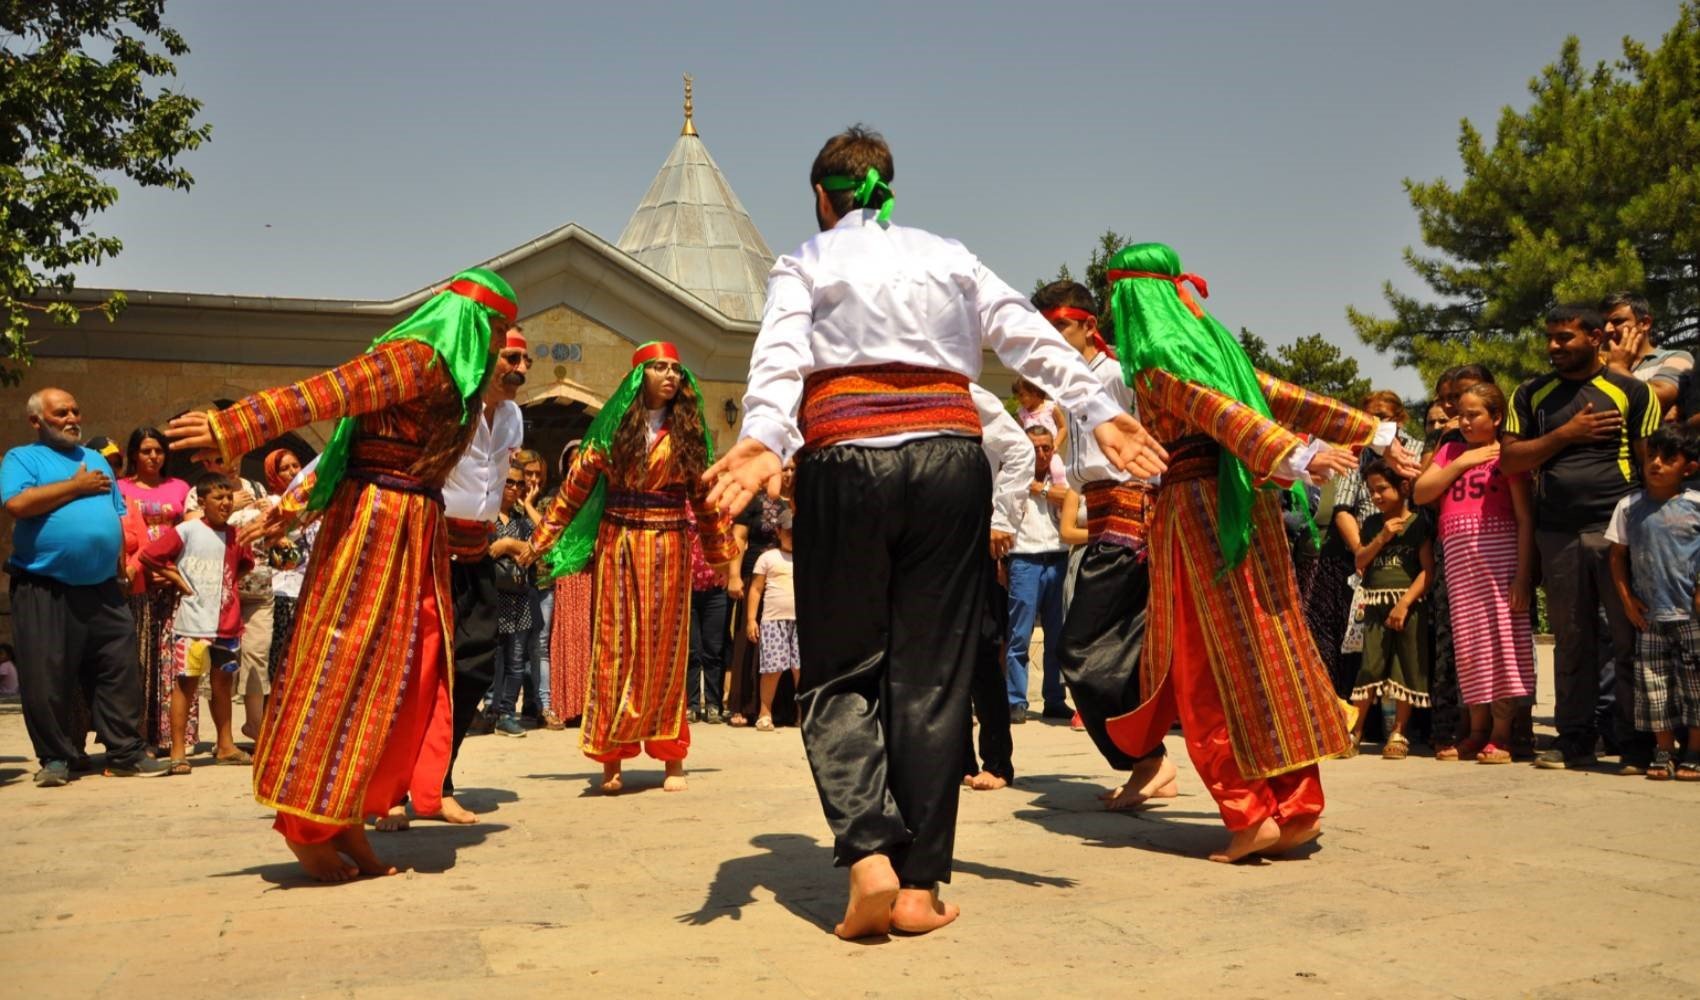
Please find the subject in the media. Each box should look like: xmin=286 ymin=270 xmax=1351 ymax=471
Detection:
xmin=286 ymin=839 xmax=358 ymax=883
xmin=241 ymin=721 xmax=259 ymax=741
xmin=663 ymin=760 xmax=688 ymax=792
xmin=435 ymin=795 xmax=478 ymax=824
xmin=1102 ymin=756 xmax=1179 ymax=811
xmin=968 ymin=770 xmax=1008 ymax=791
xmin=373 ymin=804 xmax=410 ymax=833
xmin=1209 ymin=818 xmax=1280 ymax=863
xmin=599 ymin=762 xmax=624 ymax=795
xmin=1259 ymin=816 xmax=1322 ymax=857
xmin=331 ymin=826 xmax=399 ymax=877
xmin=891 ymin=886 xmax=960 ymax=935
xmin=834 ymin=854 xmax=900 ymax=940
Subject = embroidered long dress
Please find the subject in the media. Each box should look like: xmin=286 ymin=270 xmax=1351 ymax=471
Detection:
xmin=531 ymin=426 xmax=736 ymax=761
xmin=549 ymin=571 xmax=593 ymax=720
xmin=1108 ymin=370 xmax=1382 ymax=783
xmin=118 ymin=476 xmax=192 ymax=751
xmin=205 ymin=339 xmax=471 ymax=834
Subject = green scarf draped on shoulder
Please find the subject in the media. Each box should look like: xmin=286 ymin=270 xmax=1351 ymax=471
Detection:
xmin=1106 ymin=242 xmax=1314 ymax=570
xmin=539 ymin=347 xmax=716 ymax=579
xmin=306 ymin=267 xmax=514 ymax=511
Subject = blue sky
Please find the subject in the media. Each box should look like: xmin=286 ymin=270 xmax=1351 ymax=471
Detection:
xmin=71 ymin=0 xmax=1684 ymax=396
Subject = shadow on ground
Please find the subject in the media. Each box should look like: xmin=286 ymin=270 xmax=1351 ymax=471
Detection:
xmin=522 ymin=768 xmax=723 ymax=796
xmin=677 ymin=833 xmax=1081 ymax=935
xmin=210 ymin=821 xmax=510 ymax=886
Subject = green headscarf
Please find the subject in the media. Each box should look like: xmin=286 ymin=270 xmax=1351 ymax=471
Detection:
xmin=539 ymin=343 xmax=716 ymax=579
xmin=1105 ymin=242 xmax=1313 ymax=570
xmin=819 ymin=167 xmax=894 ymax=225
xmin=307 ymin=267 xmax=515 ymax=510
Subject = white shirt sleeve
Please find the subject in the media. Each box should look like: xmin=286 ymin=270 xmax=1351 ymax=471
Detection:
xmin=739 ymin=255 xmax=816 ymax=460
xmin=1275 ymin=438 xmax=1331 ymax=485
xmin=967 ymin=262 xmax=1123 ymax=431
xmin=1603 ymin=493 xmax=1637 ymax=545
xmin=971 ymin=384 xmax=1031 ymax=536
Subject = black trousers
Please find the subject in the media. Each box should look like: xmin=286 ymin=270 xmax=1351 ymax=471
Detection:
xmin=443 ymin=556 xmax=500 ymax=797
xmin=688 ymin=587 xmax=730 ymax=713
xmin=962 ymin=559 xmax=1014 ymax=781
xmin=9 ymin=571 xmax=146 ymax=767
xmin=1057 ymin=540 xmax=1164 ymax=772
xmin=795 ymin=436 xmax=988 ymax=885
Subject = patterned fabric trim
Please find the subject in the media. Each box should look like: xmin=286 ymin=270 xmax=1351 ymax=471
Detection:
xmin=798 ymin=363 xmax=980 ymax=451
xmin=1082 ymin=479 xmax=1154 ymax=553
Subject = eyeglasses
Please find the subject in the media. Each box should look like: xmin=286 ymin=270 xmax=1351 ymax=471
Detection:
xmin=500 ymin=351 xmax=534 ymax=366
xmin=646 ymin=361 xmax=683 ymax=375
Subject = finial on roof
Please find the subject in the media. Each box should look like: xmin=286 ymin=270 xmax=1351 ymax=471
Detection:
xmin=681 ymin=73 xmax=697 ymax=136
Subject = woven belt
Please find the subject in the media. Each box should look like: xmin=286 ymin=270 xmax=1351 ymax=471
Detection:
xmin=1081 ymin=479 xmax=1154 ymax=552
xmin=798 ymin=362 xmax=981 ymax=451
xmin=1159 ymin=436 xmax=1221 ymax=485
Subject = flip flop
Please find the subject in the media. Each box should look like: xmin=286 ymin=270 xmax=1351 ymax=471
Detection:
xmin=216 ymin=749 xmax=253 ymax=765
xmin=168 ymin=758 xmax=192 ymax=776
xmin=755 ymin=717 xmax=775 ymax=732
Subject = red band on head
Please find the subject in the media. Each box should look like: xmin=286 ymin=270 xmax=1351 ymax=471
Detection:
xmin=631 ymin=342 xmax=682 ymax=368
xmin=1105 ymin=270 xmax=1210 ymax=318
xmin=1041 ymin=306 xmax=1097 ymax=325
xmin=444 ymin=279 xmax=518 ymax=323
xmin=504 ymin=329 xmax=527 ymax=351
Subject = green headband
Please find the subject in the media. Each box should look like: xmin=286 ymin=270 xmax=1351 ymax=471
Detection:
xmin=820 ymin=167 xmax=893 ymax=225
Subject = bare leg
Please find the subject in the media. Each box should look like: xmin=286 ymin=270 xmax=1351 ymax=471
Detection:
xmin=1349 ymin=697 xmax=1371 ymax=746
xmin=663 ymin=759 xmax=688 ymax=792
xmin=208 ymin=670 xmax=238 ymax=757
xmin=169 ymin=677 xmax=195 ymax=764
xmin=891 ymin=885 xmax=960 ymax=935
xmin=834 ymin=853 xmax=900 ymax=940
xmin=599 ymin=761 xmax=623 ymax=794
xmin=1390 ymin=699 xmax=1412 ymax=740
xmin=1102 ymin=755 xmax=1179 ymax=811
xmin=286 ymin=839 xmax=358 ymax=883
xmin=330 ymin=825 xmax=399 ymax=877
xmin=758 ymin=672 xmax=781 ymax=724
xmin=241 ymin=691 xmax=265 ymax=742
xmin=1209 ymin=817 xmax=1280 ymax=863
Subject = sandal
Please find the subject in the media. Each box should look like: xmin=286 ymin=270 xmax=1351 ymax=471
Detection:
xmin=215 ymin=748 xmax=253 ymax=766
xmin=727 ymin=714 xmax=748 ymax=728
xmin=1381 ymin=734 xmax=1410 ymax=760
xmin=168 ymin=758 xmax=192 ymax=776
xmin=1433 ymin=744 xmax=1460 ymax=762
xmin=755 ymin=716 xmax=775 ymax=732
xmin=1454 ymin=736 xmax=1487 ymax=762
xmin=1677 ymin=757 xmax=1700 ymax=782
xmin=1476 ymin=742 xmax=1512 ymax=765
xmin=1647 ymin=749 xmax=1676 ymax=781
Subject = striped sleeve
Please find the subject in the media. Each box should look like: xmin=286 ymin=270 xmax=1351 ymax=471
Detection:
xmin=1255 ymin=371 xmax=1382 ymax=449
xmin=207 ymin=340 xmax=444 ymax=461
xmin=1504 ymin=378 xmax=1535 ymax=437
xmin=1630 ymin=377 xmax=1661 ymax=440
xmin=529 ymin=445 xmax=607 ymax=554
xmin=1141 ymin=368 xmax=1304 ymax=482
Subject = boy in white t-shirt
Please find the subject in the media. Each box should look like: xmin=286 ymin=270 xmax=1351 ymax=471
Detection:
xmin=746 ymin=509 xmax=798 ymax=732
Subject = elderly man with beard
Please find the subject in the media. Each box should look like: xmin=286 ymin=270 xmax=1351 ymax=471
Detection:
xmin=1 ymin=388 xmax=168 ymax=785
xmin=377 ymin=326 xmax=531 ymax=830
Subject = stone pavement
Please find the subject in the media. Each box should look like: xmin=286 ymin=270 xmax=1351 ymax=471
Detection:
xmin=2 ymin=647 xmax=1698 ymax=999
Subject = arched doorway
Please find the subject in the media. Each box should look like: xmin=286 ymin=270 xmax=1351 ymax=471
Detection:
xmin=519 ymin=378 xmax=605 ymax=482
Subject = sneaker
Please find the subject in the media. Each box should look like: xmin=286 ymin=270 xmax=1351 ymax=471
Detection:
xmin=701 ymin=709 xmax=723 ymax=725
xmin=1534 ymin=737 xmax=1595 ymax=771
xmin=494 ymin=716 xmax=527 ymax=738
xmin=34 ymin=760 xmax=70 ymax=787
xmin=1010 ymin=705 xmax=1027 ymax=725
xmin=687 ymin=708 xmax=703 ymax=724
xmin=103 ymin=755 xmax=170 ymax=777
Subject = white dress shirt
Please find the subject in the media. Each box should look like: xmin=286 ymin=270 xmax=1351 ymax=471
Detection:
xmin=740 ymin=210 xmax=1124 ymax=460
xmin=970 ymin=383 xmax=1031 ymax=536
xmin=1064 ymin=350 xmax=1138 ymax=490
xmin=441 ymin=399 xmax=523 ymax=521
xmin=1011 ymin=491 xmax=1065 ymax=555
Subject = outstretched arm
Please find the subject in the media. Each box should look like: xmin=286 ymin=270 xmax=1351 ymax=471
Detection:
xmin=1256 ymin=371 xmax=1383 ymax=449
xmin=527 ymin=446 xmax=609 ymax=556
xmin=1140 ymin=368 xmax=1308 ymax=482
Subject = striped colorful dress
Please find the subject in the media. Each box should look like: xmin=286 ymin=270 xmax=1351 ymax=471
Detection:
xmin=549 ymin=571 xmax=593 ymax=720
xmin=531 ymin=427 xmax=737 ymax=760
xmin=1431 ymin=441 xmax=1535 ymax=705
xmin=1116 ymin=369 xmax=1382 ymax=779
xmin=206 ymin=339 xmax=472 ymax=829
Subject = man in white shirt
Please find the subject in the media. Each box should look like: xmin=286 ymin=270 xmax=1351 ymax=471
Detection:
xmin=1035 ymin=281 xmax=1179 ymax=810
xmin=1005 ymin=426 xmax=1070 ymax=726
xmin=378 ymin=326 xmax=529 ymax=829
xmin=705 ymin=126 xmax=1165 ymax=940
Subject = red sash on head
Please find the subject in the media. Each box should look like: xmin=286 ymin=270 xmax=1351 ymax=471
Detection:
xmin=631 ymin=342 xmax=682 ymax=368
xmin=444 ymin=279 xmax=518 ymax=323
xmin=1105 ymin=270 xmax=1210 ymax=318
xmin=1041 ymin=306 xmax=1116 ymax=359
xmin=504 ymin=329 xmax=528 ymax=351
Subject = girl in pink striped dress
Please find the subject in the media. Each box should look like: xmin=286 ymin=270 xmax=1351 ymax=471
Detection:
xmin=1414 ymin=383 xmax=1535 ymax=765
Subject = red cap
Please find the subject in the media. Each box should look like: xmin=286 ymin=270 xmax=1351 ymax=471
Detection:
xmin=631 ymin=341 xmax=682 ymax=368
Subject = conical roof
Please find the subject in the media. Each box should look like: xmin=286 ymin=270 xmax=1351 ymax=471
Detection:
xmin=616 ymin=78 xmax=774 ymax=322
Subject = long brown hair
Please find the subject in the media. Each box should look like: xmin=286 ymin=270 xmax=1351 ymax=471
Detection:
xmin=607 ymin=376 xmax=708 ymax=487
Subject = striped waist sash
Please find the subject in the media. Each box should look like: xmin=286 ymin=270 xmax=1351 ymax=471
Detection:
xmin=1158 ymin=436 xmax=1220 ymax=485
xmin=605 ymin=486 xmax=691 ymax=529
xmin=799 ymin=363 xmax=980 ymax=452
xmin=346 ymin=467 xmax=443 ymax=505
xmin=1082 ymin=479 xmax=1155 ymax=552
xmin=445 ymin=517 xmax=494 ymax=560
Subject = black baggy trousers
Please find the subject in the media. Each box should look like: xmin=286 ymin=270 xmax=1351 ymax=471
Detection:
xmin=794 ymin=436 xmax=989 ymax=886
xmin=1057 ymin=540 xmax=1164 ymax=772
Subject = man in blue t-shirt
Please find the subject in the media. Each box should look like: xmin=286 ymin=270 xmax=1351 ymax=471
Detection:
xmin=1 ymin=387 xmax=166 ymax=785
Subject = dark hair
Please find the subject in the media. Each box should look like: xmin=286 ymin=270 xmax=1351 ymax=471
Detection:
xmin=1011 ymin=377 xmax=1049 ymax=401
xmin=1546 ymin=304 xmax=1606 ymax=335
xmin=194 ymin=472 xmax=234 ymax=499
xmin=1361 ymin=459 xmax=1406 ymax=490
xmin=1451 ymin=364 xmax=1495 ymax=387
xmin=608 ymin=381 xmax=709 ymax=489
xmin=810 ymin=124 xmax=894 ymax=219
xmin=1360 ymin=390 xmax=1408 ymax=423
xmin=1460 ymin=381 xmax=1509 ymax=423
xmin=124 ymin=427 xmax=168 ymax=479
xmin=1031 ymin=280 xmax=1099 ymax=317
xmin=1600 ymin=291 xmax=1652 ymax=325
xmin=1646 ymin=424 xmax=1700 ymax=463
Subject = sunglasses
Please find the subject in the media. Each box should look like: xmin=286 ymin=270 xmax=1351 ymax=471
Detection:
xmin=500 ymin=351 xmax=534 ymax=366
